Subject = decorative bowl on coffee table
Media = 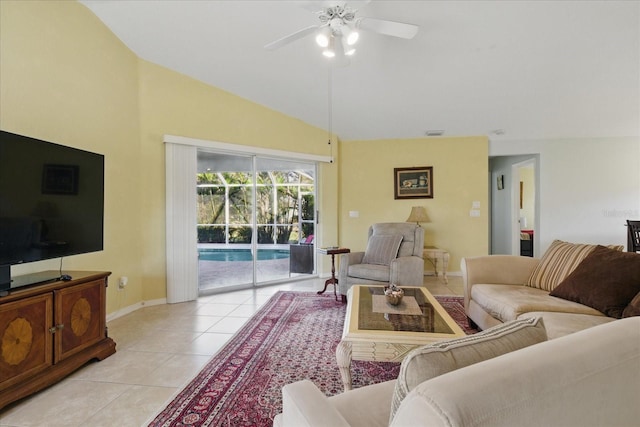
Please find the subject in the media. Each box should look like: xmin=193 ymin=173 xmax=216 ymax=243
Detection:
xmin=384 ymin=285 xmax=404 ymax=306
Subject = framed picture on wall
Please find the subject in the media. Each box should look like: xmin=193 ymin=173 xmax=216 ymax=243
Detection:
xmin=394 ymin=166 xmax=433 ymax=199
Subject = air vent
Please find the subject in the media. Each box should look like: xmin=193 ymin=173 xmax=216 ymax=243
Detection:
xmin=425 ymin=130 xmax=444 ymax=136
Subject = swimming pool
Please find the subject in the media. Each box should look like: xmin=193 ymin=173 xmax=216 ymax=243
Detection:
xmin=198 ymin=248 xmax=290 ymax=262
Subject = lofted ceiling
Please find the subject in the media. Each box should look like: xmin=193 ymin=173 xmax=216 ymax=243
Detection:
xmin=80 ymin=0 xmax=640 ymax=141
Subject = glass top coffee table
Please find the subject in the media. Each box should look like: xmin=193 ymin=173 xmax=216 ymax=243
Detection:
xmin=336 ymin=285 xmax=466 ymax=391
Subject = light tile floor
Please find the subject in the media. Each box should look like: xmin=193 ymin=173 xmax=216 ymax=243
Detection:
xmin=0 ymin=276 xmax=463 ymax=427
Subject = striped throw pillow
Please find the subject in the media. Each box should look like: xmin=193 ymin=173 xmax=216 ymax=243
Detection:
xmin=526 ymin=240 xmax=624 ymax=291
xmin=361 ymin=234 xmax=403 ymax=266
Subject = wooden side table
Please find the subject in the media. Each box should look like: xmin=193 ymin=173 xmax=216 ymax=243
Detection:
xmin=317 ymin=247 xmax=350 ymax=300
xmin=423 ymin=246 xmax=450 ymax=284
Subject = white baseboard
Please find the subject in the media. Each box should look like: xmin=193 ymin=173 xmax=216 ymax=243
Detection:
xmin=107 ymin=297 xmax=167 ymax=322
xmin=423 ymin=271 xmax=462 ymax=277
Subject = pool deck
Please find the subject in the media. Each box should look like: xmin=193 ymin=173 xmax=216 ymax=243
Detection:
xmin=198 ymin=257 xmax=314 ymax=293
xmin=197 ymin=244 xmax=316 ymax=293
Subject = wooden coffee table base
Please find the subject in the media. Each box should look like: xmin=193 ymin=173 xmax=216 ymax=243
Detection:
xmin=336 ymin=340 xmax=421 ymax=391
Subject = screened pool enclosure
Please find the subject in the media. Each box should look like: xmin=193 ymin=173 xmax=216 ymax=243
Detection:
xmin=197 ymin=152 xmax=316 ymax=293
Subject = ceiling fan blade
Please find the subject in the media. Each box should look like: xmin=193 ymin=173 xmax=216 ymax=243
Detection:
xmin=356 ymin=17 xmax=419 ymax=39
xmin=298 ymin=1 xmax=341 ymax=11
xmin=264 ymin=25 xmax=319 ymax=50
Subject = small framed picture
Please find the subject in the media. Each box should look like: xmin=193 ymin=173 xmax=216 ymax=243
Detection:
xmin=42 ymin=164 xmax=79 ymax=195
xmin=394 ymin=166 xmax=433 ymax=199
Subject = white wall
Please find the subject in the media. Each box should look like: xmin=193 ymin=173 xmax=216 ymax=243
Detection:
xmin=490 ymin=137 xmax=640 ymax=254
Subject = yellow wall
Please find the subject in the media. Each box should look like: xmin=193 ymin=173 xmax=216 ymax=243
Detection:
xmin=136 ymin=61 xmax=339 ymax=301
xmin=339 ymin=137 xmax=489 ymax=272
xmin=0 ymin=1 xmax=144 ymax=313
xmin=1 ymin=1 xmax=489 ymax=315
xmin=0 ymin=1 xmax=339 ymax=313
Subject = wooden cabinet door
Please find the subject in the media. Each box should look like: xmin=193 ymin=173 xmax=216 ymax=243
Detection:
xmin=54 ymin=279 xmax=106 ymax=362
xmin=0 ymin=293 xmax=53 ymax=391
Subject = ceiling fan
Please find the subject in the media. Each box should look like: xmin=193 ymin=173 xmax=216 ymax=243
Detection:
xmin=264 ymin=1 xmax=419 ymax=59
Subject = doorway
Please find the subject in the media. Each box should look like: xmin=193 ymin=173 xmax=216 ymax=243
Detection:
xmin=511 ymin=159 xmax=536 ymax=256
xmin=489 ymin=155 xmax=539 ymax=256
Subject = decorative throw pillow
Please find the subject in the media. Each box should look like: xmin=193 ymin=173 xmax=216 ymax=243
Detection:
xmin=389 ymin=317 xmax=547 ymax=423
xmin=623 ymin=291 xmax=640 ymax=318
xmin=526 ymin=240 xmax=625 ymax=292
xmin=550 ymin=245 xmax=640 ymax=318
xmin=361 ymin=234 xmax=403 ymax=266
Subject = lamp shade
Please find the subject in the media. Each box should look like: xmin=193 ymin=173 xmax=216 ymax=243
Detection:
xmin=406 ymin=206 xmax=430 ymax=225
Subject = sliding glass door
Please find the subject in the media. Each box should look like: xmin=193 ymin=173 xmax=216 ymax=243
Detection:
xmin=196 ymin=151 xmax=316 ymax=294
xmin=255 ymin=158 xmax=316 ymax=284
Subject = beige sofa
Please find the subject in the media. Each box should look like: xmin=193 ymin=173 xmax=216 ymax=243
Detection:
xmin=462 ymin=240 xmax=640 ymax=339
xmin=461 ymin=255 xmax=615 ymax=338
xmin=273 ymin=316 xmax=640 ymax=426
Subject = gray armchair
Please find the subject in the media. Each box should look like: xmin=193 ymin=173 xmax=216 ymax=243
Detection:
xmin=338 ymin=222 xmax=424 ymax=299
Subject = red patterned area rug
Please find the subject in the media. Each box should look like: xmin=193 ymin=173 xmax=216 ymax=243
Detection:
xmin=149 ymin=292 xmax=476 ymax=427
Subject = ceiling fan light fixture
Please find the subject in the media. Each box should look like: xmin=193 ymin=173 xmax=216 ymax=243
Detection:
xmin=333 ymin=35 xmax=347 ymax=59
xmin=341 ymin=36 xmax=356 ymax=56
xmin=322 ymin=49 xmax=336 ymax=58
xmin=347 ymin=31 xmax=359 ymax=45
xmin=342 ymin=24 xmax=359 ymax=46
xmin=316 ymin=34 xmax=329 ymax=47
xmin=322 ymin=35 xmax=336 ymax=57
xmin=315 ymin=27 xmax=331 ymax=47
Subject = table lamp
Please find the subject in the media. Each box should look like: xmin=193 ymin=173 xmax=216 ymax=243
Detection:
xmin=406 ymin=206 xmax=430 ymax=227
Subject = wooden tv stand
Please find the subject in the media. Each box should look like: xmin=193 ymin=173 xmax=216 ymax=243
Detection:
xmin=0 ymin=271 xmax=116 ymax=410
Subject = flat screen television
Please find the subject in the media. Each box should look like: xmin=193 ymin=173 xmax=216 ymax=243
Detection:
xmin=0 ymin=130 xmax=104 ymax=289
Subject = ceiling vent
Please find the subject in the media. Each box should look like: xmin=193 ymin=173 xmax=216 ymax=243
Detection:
xmin=425 ymin=130 xmax=444 ymax=136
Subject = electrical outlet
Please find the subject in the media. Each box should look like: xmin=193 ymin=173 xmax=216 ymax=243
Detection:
xmin=118 ymin=276 xmax=128 ymax=289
